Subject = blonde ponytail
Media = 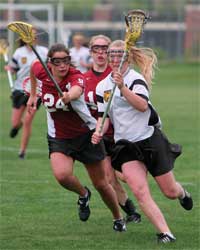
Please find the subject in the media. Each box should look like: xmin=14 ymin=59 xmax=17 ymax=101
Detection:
xmin=129 ymin=46 xmax=158 ymax=88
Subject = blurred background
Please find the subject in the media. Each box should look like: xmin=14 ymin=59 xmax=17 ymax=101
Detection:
xmin=0 ymin=0 xmax=199 ymax=62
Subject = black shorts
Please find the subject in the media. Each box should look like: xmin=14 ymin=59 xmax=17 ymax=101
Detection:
xmin=103 ymin=136 xmax=115 ymax=156
xmin=111 ymin=127 xmax=182 ymax=177
xmin=47 ymin=130 xmax=106 ymax=164
xmin=11 ymin=90 xmax=41 ymax=109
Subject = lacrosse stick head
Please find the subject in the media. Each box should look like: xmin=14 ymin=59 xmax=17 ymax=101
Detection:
xmin=7 ymin=21 xmax=36 ymax=45
xmin=124 ymin=9 xmax=148 ymax=51
xmin=0 ymin=38 xmax=9 ymax=56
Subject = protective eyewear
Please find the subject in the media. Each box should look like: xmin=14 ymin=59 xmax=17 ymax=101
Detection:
xmin=91 ymin=45 xmax=109 ymax=53
xmin=108 ymin=50 xmax=126 ymax=61
xmin=50 ymin=56 xmax=71 ymax=66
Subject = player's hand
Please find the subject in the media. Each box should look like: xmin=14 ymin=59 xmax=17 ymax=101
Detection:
xmin=91 ymin=131 xmax=103 ymax=144
xmin=112 ymin=71 xmax=124 ymax=89
xmin=27 ymin=95 xmax=37 ymax=114
xmin=61 ymin=91 xmax=71 ymax=104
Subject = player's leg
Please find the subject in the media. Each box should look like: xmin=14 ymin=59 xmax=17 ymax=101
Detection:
xmin=104 ymin=156 xmax=141 ymax=223
xmin=122 ymin=160 xmax=176 ymax=242
xmin=10 ymin=106 xmax=25 ymax=137
xmin=155 ymin=171 xmax=193 ymax=210
xmin=85 ymin=159 xmax=126 ymax=231
xmin=18 ymin=107 xmax=37 ymax=158
xmin=50 ymin=152 xmax=91 ymax=221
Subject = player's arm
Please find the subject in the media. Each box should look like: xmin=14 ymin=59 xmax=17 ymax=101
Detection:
xmin=61 ymin=85 xmax=83 ymax=104
xmin=27 ymin=62 xmax=39 ymax=113
xmin=113 ymin=72 xmax=148 ymax=112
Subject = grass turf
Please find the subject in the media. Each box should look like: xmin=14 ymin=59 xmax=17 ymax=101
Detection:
xmin=0 ymin=62 xmax=199 ymax=250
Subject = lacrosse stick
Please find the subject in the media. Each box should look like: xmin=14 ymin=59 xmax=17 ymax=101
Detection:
xmin=7 ymin=21 xmax=63 ymax=96
xmin=99 ymin=9 xmax=148 ymax=134
xmin=0 ymin=39 xmax=14 ymax=91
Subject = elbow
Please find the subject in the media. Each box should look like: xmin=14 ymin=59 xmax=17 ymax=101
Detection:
xmin=139 ymin=102 xmax=148 ymax=112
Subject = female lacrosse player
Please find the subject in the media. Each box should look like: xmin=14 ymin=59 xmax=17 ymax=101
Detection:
xmin=92 ymin=40 xmax=193 ymax=242
xmin=5 ymin=31 xmax=48 ymax=159
xmin=84 ymin=34 xmax=141 ymax=223
xmin=27 ymin=43 xmax=126 ymax=232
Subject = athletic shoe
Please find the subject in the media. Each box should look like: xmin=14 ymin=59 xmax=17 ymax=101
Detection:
xmin=157 ymin=233 xmax=176 ymax=243
xmin=18 ymin=151 xmax=25 ymax=159
xmin=77 ymin=187 xmax=91 ymax=221
xmin=10 ymin=127 xmax=20 ymax=138
xmin=113 ymin=218 xmax=126 ymax=232
xmin=9 ymin=123 xmax=22 ymax=138
xmin=120 ymin=198 xmax=141 ymax=223
xmin=179 ymin=189 xmax=193 ymax=210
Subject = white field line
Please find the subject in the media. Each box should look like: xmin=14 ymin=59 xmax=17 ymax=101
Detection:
xmin=0 ymin=146 xmax=47 ymax=154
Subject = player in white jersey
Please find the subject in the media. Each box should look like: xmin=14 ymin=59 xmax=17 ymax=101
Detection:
xmin=70 ymin=33 xmax=92 ymax=73
xmin=92 ymin=40 xmax=193 ymax=243
xmin=5 ymin=31 xmax=48 ymax=159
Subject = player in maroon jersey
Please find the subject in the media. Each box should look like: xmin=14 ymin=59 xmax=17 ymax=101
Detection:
xmin=27 ymin=43 xmax=126 ymax=232
xmin=84 ymin=35 xmax=141 ymax=223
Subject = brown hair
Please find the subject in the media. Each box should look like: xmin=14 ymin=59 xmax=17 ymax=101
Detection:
xmin=47 ymin=43 xmax=70 ymax=58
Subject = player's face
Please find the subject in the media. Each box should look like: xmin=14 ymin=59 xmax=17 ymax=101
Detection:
xmin=108 ymin=46 xmax=128 ymax=72
xmin=50 ymin=51 xmax=71 ymax=79
xmin=90 ymin=38 xmax=109 ymax=67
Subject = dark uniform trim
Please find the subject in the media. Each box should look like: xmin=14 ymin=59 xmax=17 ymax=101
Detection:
xmin=129 ymin=79 xmax=149 ymax=91
xmin=96 ymin=94 xmax=104 ymax=103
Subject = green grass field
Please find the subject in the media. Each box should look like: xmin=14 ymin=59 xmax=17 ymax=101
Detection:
xmin=0 ymin=62 xmax=199 ymax=250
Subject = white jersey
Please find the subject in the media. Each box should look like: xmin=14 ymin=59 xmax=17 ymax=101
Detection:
xmin=96 ymin=68 xmax=155 ymax=142
xmin=10 ymin=45 xmax=48 ymax=91
xmin=70 ymin=46 xmax=91 ymax=73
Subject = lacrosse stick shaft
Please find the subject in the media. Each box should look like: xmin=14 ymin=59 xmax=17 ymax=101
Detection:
xmin=3 ymin=53 xmax=14 ymax=90
xmin=98 ymin=51 xmax=127 ymax=134
xmin=30 ymin=45 xmax=63 ymax=97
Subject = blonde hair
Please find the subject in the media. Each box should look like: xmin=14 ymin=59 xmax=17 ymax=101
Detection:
xmin=109 ymin=40 xmax=157 ymax=88
xmin=89 ymin=34 xmax=111 ymax=48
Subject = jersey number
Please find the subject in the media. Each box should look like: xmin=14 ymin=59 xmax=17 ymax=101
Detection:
xmin=43 ymin=93 xmax=69 ymax=112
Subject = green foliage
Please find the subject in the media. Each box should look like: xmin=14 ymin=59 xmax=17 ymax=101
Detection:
xmin=0 ymin=62 xmax=199 ymax=250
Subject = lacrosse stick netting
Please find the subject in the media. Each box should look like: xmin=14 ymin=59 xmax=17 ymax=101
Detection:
xmin=7 ymin=21 xmax=63 ymax=96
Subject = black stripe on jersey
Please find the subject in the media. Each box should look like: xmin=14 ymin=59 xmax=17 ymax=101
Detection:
xmin=148 ymin=103 xmax=159 ymax=126
xmin=98 ymin=112 xmax=109 ymax=118
xmin=129 ymin=79 xmax=148 ymax=91
xmin=11 ymin=58 xmax=20 ymax=71
xmin=96 ymin=94 xmax=104 ymax=103
xmin=137 ymin=93 xmax=149 ymax=102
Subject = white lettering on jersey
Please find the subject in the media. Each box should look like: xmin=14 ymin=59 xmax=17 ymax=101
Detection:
xmin=43 ymin=93 xmax=69 ymax=112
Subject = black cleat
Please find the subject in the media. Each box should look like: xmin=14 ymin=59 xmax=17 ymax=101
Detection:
xmin=179 ymin=189 xmax=193 ymax=210
xmin=120 ymin=198 xmax=141 ymax=223
xmin=77 ymin=187 xmax=91 ymax=221
xmin=126 ymin=212 xmax=141 ymax=223
xmin=113 ymin=218 xmax=126 ymax=232
xmin=10 ymin=127 xmax=20 ymax=138
xmin=157 ymin=233 xmax=176 ymax=243
xmin=18 ymin=151 xmax=25 ymax=159
xmin=9 ymin=123 xmax=22 ymax=138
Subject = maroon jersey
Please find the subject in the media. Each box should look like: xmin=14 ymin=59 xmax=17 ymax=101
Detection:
xmin=32 ymin=61 xmax=96 ymax=138
xmin=84 ymin=66 xmax=113 ymax=138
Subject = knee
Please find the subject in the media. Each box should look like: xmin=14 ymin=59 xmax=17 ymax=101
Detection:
xmin=93 ymin=180 xmax=109 ymax=193
xmin=162 ymin=187 xmax=179 ymax=199
xmin=54 ymin=170 xmax=69 ymax=185
xmin=131 ymin=186 xmax=147 ymax=203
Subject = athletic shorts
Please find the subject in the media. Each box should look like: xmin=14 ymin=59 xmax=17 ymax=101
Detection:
xmin=47 ymin=130 xmax=106 ymax=164
xmin=111 ymin=127 xmax=182 ymax=177
xmin=103 ymin=136 xmax=115 ymax=156
xmin=11 ymin=90 xmax=41 ymax=109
